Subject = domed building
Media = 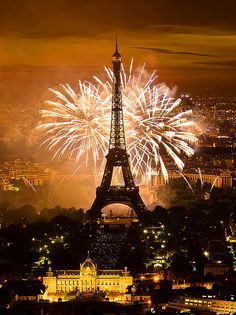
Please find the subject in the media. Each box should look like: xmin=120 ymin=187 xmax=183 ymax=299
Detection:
xmin=43 ymin=256 xmax=132 ymax=295
xmin=80 ymin=257 xmax=97 ymax=292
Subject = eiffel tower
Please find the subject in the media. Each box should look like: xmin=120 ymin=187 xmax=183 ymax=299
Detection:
xmin=88 ymin=41 xmax=148 ymax=219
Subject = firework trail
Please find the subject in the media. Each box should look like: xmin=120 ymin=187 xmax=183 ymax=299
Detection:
xmin=177 ymin=170 xmax=219 ymax=199
xmin=38 ymin=60 xmax=198 ymax=182
xmin=22 ymin=176 xmax=37 ymax=194
xmin=177 ymin=171 xmax=198 ymax=199
xmin=210 ymin=176 xmax=219 ymax=192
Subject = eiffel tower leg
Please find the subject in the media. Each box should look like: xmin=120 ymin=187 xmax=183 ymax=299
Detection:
xmin=87 ymin=189 xmax=106 ymax=220
xmin=130 ymin=190 xmax=147 ymax=215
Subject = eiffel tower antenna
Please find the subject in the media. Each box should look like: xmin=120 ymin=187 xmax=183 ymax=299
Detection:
xmin=115 ymin=35 xmax=118 ymax=52
xmin=88 ymin=40 xmax=148 ymax=220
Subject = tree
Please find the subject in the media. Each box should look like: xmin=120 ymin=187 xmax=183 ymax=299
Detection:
xmin=171 ymin=253 xmax=193 ymax=278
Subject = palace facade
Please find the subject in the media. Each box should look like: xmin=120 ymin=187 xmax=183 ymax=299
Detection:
xmin=43 ymin=257 xmax=133 ymax=294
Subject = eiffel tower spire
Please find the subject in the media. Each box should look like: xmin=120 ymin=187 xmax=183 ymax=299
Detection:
xmin=88 ymin=41 xmax=148 ymax=219
xmin=109 ymin=36 xmax=126 ymax=151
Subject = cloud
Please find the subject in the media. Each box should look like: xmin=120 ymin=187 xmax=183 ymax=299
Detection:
xmin=147 ymin=25 xmax=236 ymax=36
xmin=0 ymin=0 xmax=235 ymax=39
xmin=0 ymin=64 xmax=98 ymax=73
xmin=0 ymin=65 xmax=58 ymax=73
xmin=193 ymin=60 xmax=236 ymax=67
xmin=134 ymin=47 xmax=216 ymax=57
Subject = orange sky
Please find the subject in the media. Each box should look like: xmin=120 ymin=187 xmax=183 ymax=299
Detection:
xmin=0 ymin=0 xmax=236 ymax=105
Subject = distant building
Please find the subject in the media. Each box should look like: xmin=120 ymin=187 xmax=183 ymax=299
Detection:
xmin=0 ymin=280 xmax=45 ymax=304
xmin=151 ymin=172 xmax=233 ymax=188
xmin=172 ymin=280 xmax=213 ymax=290
xmin=176 ymin=295 xmax=236 ymax=314
xmin=0 ymin=160 xmax=56 ymax=191
xmin=97 ymin=217 xmax=138 ymax=229
xmin=125 ymin=292 xmax=151 ymax=304
xmin=43 ymin=257 xmax=133 ymax=295
xmin=204 ymin=263 xmax=231 ymax=276
xmin=15 ymin=289 xmax=44 ymax=303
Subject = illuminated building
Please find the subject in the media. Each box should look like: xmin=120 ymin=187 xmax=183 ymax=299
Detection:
xmin=204 ymin=263 xmax=231 ymax=276
xmin=172 ymin=281 xmax=213 ymax=290
xmin=179 ymin=296 xmax=236 ymax=314
xmin=0 ymin=160 xmax=55 ymax=191
xmin=125 ymin=292 xmax=151 ymax=304
xmin=97 ymin=217 xmax=138 ymax=228
xmin=151 ymin=172 xmax=233 ymax=188
xmin=43 ymin=257 xmax=132 ymax=295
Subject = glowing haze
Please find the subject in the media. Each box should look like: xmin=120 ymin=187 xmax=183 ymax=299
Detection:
xmin=38 ymin=61 xmax=198 ymax=182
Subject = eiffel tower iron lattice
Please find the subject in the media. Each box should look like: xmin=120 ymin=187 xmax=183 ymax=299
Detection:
xmin=88 ymin=41 xmax=148 ymax=219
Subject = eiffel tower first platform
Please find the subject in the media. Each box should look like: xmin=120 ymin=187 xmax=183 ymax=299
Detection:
xmin=87 ymin=41 xmax=148 ymax=219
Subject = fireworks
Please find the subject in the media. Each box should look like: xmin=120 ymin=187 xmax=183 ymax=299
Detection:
xmin=38 ymin=81 xmax=111 ymax=170
xmin=38 ymin=60 xmax=198 ymax=182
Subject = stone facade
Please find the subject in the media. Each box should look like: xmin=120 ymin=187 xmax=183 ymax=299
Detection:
xmin=43 ymin=258 xmax=133 ymax=294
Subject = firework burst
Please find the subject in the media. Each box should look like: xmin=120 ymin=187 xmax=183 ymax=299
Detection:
xmin=38 ymin=60 xmax=198 ymax=181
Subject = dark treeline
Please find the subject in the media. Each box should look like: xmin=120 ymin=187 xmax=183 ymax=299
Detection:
xmin=0 ymin=204 xmax=85 ymax=226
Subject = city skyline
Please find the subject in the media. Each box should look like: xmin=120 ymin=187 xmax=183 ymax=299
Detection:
xmin=0 ymin=0 xmax=236 ymax=106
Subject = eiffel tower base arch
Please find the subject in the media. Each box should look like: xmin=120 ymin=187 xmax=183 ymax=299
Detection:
xmin=87 ymin=186 xmax=147 ymax=220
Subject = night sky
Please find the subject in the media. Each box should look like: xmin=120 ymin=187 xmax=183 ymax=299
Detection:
xmin=0 ymin=0 xmax=236 ymax=105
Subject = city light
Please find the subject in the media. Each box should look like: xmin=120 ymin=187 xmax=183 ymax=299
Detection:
xmin=203 ymin=251 xmax=209 ymax=258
